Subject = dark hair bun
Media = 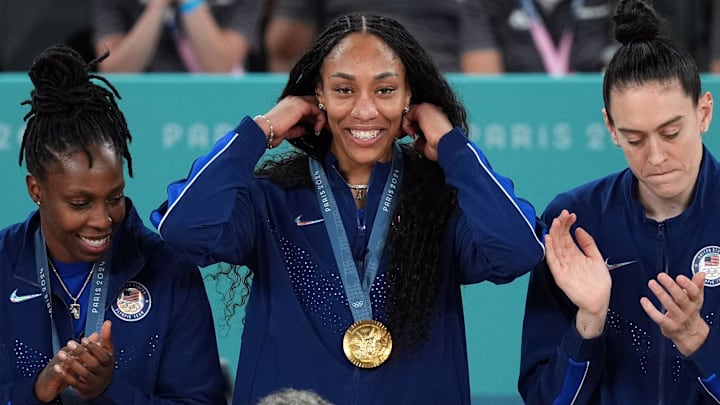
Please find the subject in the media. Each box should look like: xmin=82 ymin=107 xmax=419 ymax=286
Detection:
xmin=28 ymin=44 xmax=89 ymax=92
xmin=26 ymin=44 xmax=92 ymax=115
xmin=612 ymin=0 xmax=663 ymax=44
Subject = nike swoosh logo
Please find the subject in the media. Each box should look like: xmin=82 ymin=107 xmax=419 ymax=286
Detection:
xmin=605 ymin=259 xmax=638 ymax=271
xmin=9 ymin=289 xmax=42 ymax=303
xmin=295 ymin=215 xmax=324 ymax=227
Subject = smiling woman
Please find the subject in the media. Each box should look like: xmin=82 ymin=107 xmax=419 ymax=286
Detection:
xmin=151 ymin=13 xmax=546 ymax=405
xmin=0 ymin=44 xmax=225 ymax=404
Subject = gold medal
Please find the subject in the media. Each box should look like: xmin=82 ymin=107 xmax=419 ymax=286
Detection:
xmin=342 ymin=319 xmax=393 ymax=368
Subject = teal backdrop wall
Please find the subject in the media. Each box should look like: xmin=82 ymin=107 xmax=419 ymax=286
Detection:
xmin=2 ymin=73 xmax=719 ymax=403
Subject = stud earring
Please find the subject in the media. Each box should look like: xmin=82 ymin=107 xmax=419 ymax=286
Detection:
xmin=318 ymin=103 xmax=325 ymax=111
xmin=35 ymin=200 xmax=41 ymax=206
xmin=403 ymin=106 xmax=410 ymax=114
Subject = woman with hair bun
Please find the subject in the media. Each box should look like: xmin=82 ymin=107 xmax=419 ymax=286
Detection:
xmin=519 ymin=0 xmax=720 ymax=403
xmin=0 ymin=44 xmax=225 ymax=404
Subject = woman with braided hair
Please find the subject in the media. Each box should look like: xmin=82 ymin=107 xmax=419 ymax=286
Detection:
xmin=0 ymin=44 xmax=225 ymax=404
xmin=152 ymin=14 xmax=545 ymax=404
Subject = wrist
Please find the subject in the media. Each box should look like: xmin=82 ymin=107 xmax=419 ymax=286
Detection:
xmin=676 ymin=321 xmax=710 ymax=356
xmin=178 ymin=0 xmax=204 ymax=15
xmin=576 ymin=307 xmax=608 ymax=339
xmin=253 ymin=115 xmax=275 ymax=149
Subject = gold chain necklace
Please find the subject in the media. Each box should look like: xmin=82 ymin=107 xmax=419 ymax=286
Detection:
xmin=48 ymin=260 xmax=94 ymax=320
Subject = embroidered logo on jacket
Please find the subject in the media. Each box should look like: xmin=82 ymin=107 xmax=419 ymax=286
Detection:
xmin=295 ymin=215 xmax=324 ymax=227
xmin=112 ymin=281 xmax=152 ymax=321
xmin=692 ymin=246 xmax=720 ymax=287
xmin=9 ymin=288 xmax=42 ymax=303
xmin=604 ymin=259 xmax=637 ymax=271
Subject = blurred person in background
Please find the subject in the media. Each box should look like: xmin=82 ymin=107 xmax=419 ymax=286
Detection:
xmin=0 ymin=0 xmax=94 ymax=71
xmin=263 ymin=0 xmax=503 ymax=73
xmin=92 ymin=0 xmax=262 ymax=73
xmin=482 ymin=0 xmax=617 ymax=75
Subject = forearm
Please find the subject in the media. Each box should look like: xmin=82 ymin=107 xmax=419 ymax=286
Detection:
xmin=96 ymin=0 xmax=170 ymax=72
xmin=180 ymin=3 xmax=248 ymax=72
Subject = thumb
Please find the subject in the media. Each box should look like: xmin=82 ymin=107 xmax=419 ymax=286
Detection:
xmin=100 ymin=320 xmax=113 ymax=349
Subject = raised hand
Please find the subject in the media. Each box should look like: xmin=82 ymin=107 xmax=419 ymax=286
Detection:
xmin=545 ymin=210 xmax=611 ymax=338
xmin=256 ymin=96 xmax=327 ymax=148
xmin=641 ymin=272 xmax=709 ymax=356
xmin=401 ymin=103 xmax=453 ymax=161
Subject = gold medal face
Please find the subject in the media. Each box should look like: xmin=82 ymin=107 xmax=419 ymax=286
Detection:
xmin=342 ymin=319 xmax=393 ymax=368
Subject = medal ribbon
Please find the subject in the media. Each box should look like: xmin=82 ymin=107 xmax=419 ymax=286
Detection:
xmin=520 ymin=0 xmax=583 ymax=76
xmin=33 ymin=228 xmax=112 ymax=404
xmin=310 ymin=143 xmax=403 ymax=321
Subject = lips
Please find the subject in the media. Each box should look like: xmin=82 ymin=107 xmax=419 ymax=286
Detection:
xmin=79 ymin=235 xmax=110 ymax=249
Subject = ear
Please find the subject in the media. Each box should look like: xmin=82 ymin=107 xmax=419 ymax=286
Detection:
xmin=26 ymin=174 xmax=42 ymax=205
xmin=315 ymin=84 xmax=325 ymax=108
xmin=699 ymin=91 xmax=713 ymax=134
xmin=602 ymin=108 xmax=619 ymax=146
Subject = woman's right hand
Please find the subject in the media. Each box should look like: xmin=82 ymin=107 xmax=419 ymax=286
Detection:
xmin=34 ymin=346 xmax=74 ymax=402
xmin=545 ymin=209 xmax=612 ymax=339
xmin=255 ymin=96 xmax=327 ymax=148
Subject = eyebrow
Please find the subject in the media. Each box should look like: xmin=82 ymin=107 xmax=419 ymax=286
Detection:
xmin=329 ymin=71 xmax=400 ymax=81
xmin=617 ymin=115 xmax=684 ymax=135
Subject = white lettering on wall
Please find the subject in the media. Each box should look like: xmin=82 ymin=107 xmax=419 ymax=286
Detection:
xmin=472 ymin=122 xmax=584 ymax=151
xmin=162 ymin=122 xmax=235 ymax=150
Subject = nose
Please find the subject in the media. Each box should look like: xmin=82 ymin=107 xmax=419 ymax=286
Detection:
xmin=646 ymin=136 xmax=667 ymax=165
xmin=351 ymin=94 xmax=378 ymax=120
xmin=89 ymin=205 xmax=113 ymax=229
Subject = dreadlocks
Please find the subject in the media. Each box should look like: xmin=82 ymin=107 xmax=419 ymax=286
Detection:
xmin=18 ymin=44 xmax=133 ymax=180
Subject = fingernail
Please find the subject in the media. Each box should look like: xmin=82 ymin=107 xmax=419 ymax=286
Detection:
xmin=67 ymin=341 xmax=78 ymax=350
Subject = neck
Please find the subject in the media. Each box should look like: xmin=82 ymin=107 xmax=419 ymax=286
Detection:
xmin=638 ymin=187 xmax=693 ymax=222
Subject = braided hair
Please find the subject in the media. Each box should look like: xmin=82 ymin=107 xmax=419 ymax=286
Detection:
xmin=253 ymin=14 xmax=467 ymax=350
xmin=603 ymin=0 xmax=701 ymax=124
xmin=19 ymin=44 xmax=133 ymax=180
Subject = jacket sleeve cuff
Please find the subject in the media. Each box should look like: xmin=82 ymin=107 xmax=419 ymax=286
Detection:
xmin=562 ymin=321 xmax=606 ymax=361
xmin=686 ymin=325 xmax=720 ymax=378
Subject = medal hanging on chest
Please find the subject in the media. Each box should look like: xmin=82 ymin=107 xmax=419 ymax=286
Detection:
xmin=310 ymin=144 xmax=404 ymax=368
xmin=342 ymin=319 xmax=393 ymax=368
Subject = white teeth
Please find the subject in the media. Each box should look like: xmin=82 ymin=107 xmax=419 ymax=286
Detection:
xmin=81 ymin=236 xmax=109 ymax=248
xmin=350 ymin=130 xmax=380 ymax=140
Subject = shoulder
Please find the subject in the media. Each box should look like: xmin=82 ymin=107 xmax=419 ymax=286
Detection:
xmin=123 ymin=201 xmax=199 ymax=273
xmin=0 ymin=212 xmax=36 ymax=252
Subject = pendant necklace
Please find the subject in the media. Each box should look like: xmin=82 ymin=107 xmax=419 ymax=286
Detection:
xmin=346 ymin=183 xmax=369 ymax=200
xmin=48 ymin=260 xmax=94 ymax=320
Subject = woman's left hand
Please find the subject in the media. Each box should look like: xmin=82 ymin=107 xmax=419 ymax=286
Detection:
xmin=63 ymin=320 xmax=116 ymax=399
xmin=641 ymin=272 xmax=710 ymax=356
xmin=402 ymin=103 xmax=453 ymax=161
